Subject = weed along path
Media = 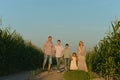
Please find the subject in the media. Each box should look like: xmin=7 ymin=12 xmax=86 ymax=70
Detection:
xmin=30 ymin=70 xmax=65 ymax=80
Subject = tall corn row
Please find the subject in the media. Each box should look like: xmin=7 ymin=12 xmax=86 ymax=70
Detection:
xmin=0 ymin=27 xmax=44 ymax=76
xmin=87 ymin=20 xmax=120 ymax=80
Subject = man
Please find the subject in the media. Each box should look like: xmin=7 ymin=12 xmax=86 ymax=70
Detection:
xmin=55 ymin=40 xmax=63 ymax=72
xmin=43 ymin=36 xmax=54 ymax=72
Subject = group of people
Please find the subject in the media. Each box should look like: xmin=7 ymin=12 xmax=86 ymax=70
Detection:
xmin=42 ymin=36 xmax=88 ymax=72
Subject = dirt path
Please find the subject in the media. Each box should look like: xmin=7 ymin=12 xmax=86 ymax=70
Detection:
xmin=30 ymin=70 xmax=65 ymax=80
xmin=0 ymin=70 xmax=104 ymax=80
xmin=31 ymin=70 xmax=105 ymax=80
xmin=0 ymin=72 xmax=29 ymax=80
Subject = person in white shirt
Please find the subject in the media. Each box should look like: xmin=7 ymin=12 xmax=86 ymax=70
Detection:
xmin=55 ymin=40 xmax=63 ymax=72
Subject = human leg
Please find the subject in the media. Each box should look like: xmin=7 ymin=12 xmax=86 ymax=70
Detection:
xmin=68 ymin=58 xmax=70 ymax=71
xmin=64 ymin=58 xmax=68 ymax=71
xmin=56 ymin=57 xmax=60 ymax=70
xmin=43 ymin=55 xmax=48 ymax=70
xmin=48 ymin=55 xmax=52 ymax=71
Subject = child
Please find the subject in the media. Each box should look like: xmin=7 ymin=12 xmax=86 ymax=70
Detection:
xmin=55 ymin=40 xmax=63 ymax=72
xmin=70 ymin=52 xmax=78 ymax=70
xmin=62 ymin=43 xmax=71 ymax=72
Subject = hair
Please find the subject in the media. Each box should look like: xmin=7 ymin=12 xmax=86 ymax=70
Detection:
xmin=48 ymin=36 xmax=52 ymax=38
xmin=72 ymin=52 xmax=77 ymax=57
xmin=57 ymin=40 xmax=61 ymax=42
xmin=79 ymin=41 xmax=84 ymax=46
xmin=65 ymin=43 xmax=69 ymax=46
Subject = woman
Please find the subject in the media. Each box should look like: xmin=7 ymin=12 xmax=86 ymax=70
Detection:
xmin=77 ymin=41 xmax=88 ymax=72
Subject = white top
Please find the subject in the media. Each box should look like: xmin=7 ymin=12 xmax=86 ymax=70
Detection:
xmin=55 ymin=45 xmax=63 ymax=57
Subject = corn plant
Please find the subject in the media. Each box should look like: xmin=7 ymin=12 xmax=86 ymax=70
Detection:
xmin=0 ymin=27 xmax=44 ymax=76
xmin=87 ymin=20 xmax=120 ymax=80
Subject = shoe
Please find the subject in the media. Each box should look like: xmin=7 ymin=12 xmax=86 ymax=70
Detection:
xmin=48 ymin=68 xmax=52 ymax=73
xmin=48 ymin=69 xmax=50 ymax=73
xmin=57 ymin=70 xmax=60 ymax=73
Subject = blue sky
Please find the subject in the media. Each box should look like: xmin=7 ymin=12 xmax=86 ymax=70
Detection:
xmin=0 ymin=0 xmax=120 ymax=51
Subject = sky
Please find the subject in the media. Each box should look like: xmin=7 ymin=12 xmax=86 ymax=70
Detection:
xmin=0 ymin=0 xmax=120 ymax=51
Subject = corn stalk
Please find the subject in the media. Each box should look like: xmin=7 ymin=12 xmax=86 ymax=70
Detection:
xmin=87 ymin=20 xmax=120 ymax=80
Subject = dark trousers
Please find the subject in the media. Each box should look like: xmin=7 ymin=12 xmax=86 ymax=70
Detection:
xmin=64 ymin=58 xmax=70 ymax=71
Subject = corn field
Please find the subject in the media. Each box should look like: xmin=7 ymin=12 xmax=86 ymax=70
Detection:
xmin=0 ymin=27 xmax=44 ymax=76
xmin=87 ymin=20 xmax=120 ymax=80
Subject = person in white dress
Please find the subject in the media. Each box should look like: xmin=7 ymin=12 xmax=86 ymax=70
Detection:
xmin=77 ymin=41 xmax=88 ymax=72
xmin=70 ymin=52 xmax=78 ymax=70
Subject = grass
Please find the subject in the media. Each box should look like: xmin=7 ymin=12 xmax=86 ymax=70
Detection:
xmin=64 ymin=70 xmax=99 ymax=80
xmin=64 ymin=70 xmax=89 ymax=80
